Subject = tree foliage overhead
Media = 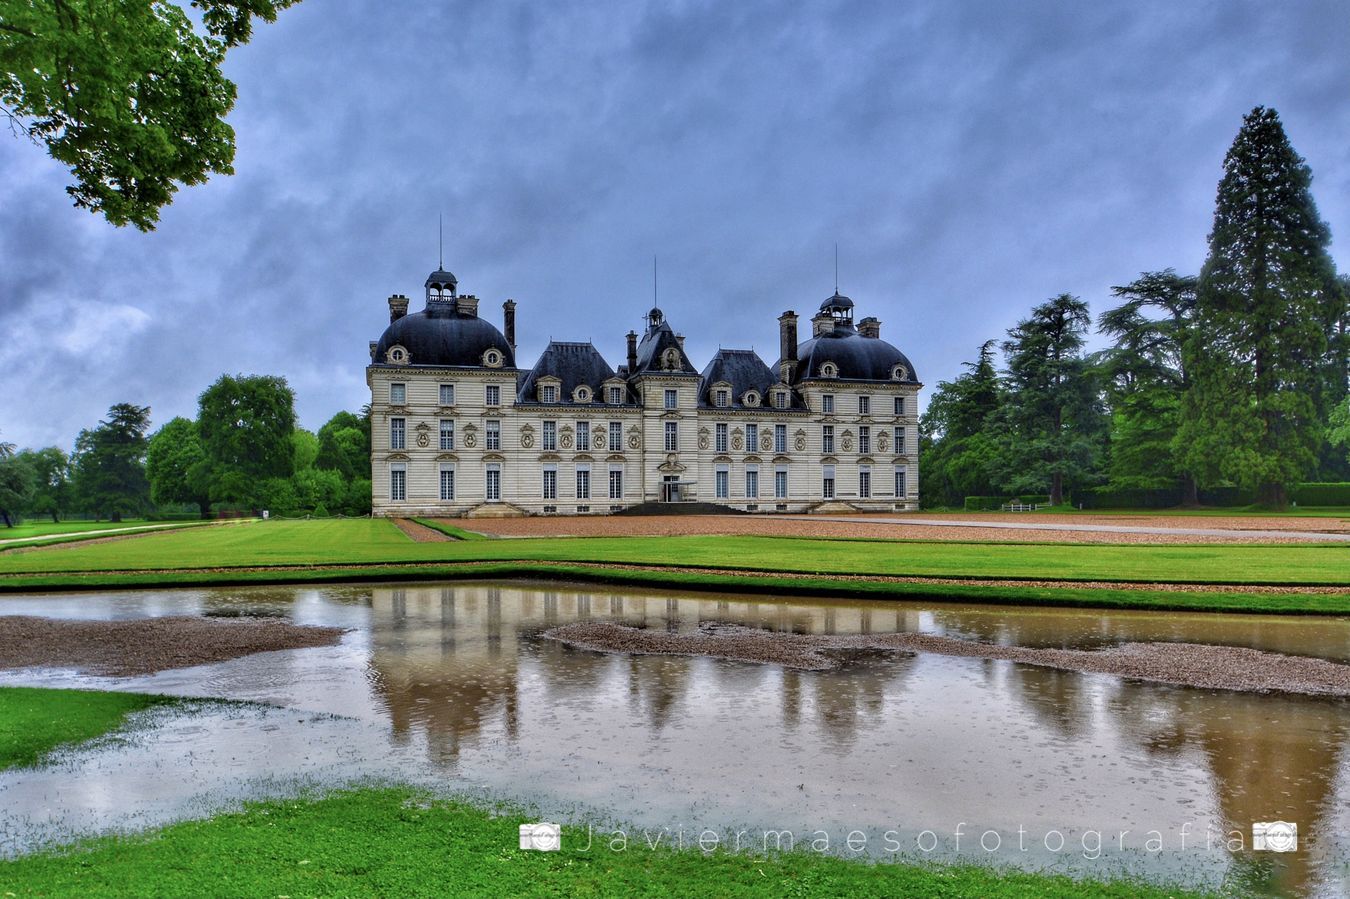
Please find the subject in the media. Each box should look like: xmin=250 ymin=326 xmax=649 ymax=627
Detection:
xmin=196 ymin=373 xmax=296 ymax=507
xmin=1177 ymin=106 xmax=1338 ymax=506
xmin=0 ymin=0 xmax=299 ymax=230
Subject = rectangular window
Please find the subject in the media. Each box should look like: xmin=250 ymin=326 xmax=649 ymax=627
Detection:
xmin=485 ymin=384 xmax=501 ymax=406
xmin=745 ymin=423 xmax=758 ymax=452
xmin=439 ymin=466 xmax=455 ymax=501
xmin=859 ymin=467 xmax=872 ymax=498
xmin=609 ymin=468 xmax=624 ymax=499
xmin=609 ymin=421 xmax=622 ymax=452
xmin=822 ymin=394 xmax=834 ymax=414
xmin=822 ymin=425 xmax=834 ymax=454
xmin=894 ymin=396 xmax=904 ymax=417
xmin=440 ymin=383 xmax=455 ymax=406
xmin=774 ymin=468 xmax=788 ymax=499
xmin=858 ymin=395 xmax=870 ymax=415
xmin=664 ymin=421 xmax=678 ymax=452
xmin=715 ymin=422 xmax=728 ymax=453
xmin=608 ymin=386 xmax=624 ymax=404
xmin=485 ymin=466 xmax=501 ymax=501
xmin=894 ymin=426 xmax=905 ymax=454
xmin=390 ymin=417 xmax=405 ymax=450
xmin=716 ymin=389 xmax=729 ymax=408
xmin=541 ymin=385 xmax=557 ymax=403
xmin=822 ymin=465 xmax=835 ymax=499
xmin=439 ymin=419 xmax=454 ymax=450
xmin=895 ymin=467 xmax=907 ymax=498
xmin=486 ymin=420 xmax=500 ymax=451
xmin=576 ymin=421 xmax=590 ymax=450
xmin=858 ymin=425 xmax=870 ymax=454
xmin=773 ymin=391 xmax=787 ymax=409
xmin=390 ymin=383 xmax=406 ymax=405
xmin=542 ymin=468 xmax=557 ymax=500
xmin=575 ymin=467 xmax=591 ymax=500
xmin=664 ymin=389 xmax=678 ymax=410
xmin=745 ymin=468 xmax=759 ymax=499
xmin=389 ymin=465 xmax=406 ymax=501
xmin=774 ymin=424 xmax=787 ymax=454
xmin=715 ymin=467 xmax=729 ymax=499
xmin=543 ymin=420 xmax=557 ymax=451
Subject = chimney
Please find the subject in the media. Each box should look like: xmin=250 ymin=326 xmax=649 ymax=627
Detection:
xmin=858 ymin=317 xmax=881 ymax=339
xmin=675 ymin=334 xmax=685 ymax=351
xmin=811 ymin=311 xmax=833 ymax=338
xmin=388 ymin=294 xmax=409 ymax=323
xmin=626 ymin=331 xmax=638 ymax=372
xmin=778 ymin=310 xmax=799 ymax=382
xmin=502 ymin=299 xmax=517 ymax=353
xmin=455 ymin=294 xmax=480 ymax=317
xmin=369 ymin=341 xmax=378 ymax=361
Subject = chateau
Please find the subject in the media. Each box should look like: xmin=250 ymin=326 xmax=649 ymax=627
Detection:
xmin=367 ymin=264 xmax=921 ymax=516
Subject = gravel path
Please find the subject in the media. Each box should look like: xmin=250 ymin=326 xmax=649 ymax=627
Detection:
xmin=544 ymin=621 xmax=1350 ymax=696
xmin=461 ymin=513 xmax=1350 ymax=545
xmin=0 ymin=616 xmax=347 ymax=676
xmin=392 ymin=518 xmax=452 ymax=542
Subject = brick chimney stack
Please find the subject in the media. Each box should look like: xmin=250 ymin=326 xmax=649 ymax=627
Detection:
xmin=503 ymin=299 xmax=517 ymax=353
xmin=858 ymin=317 xmax=881 ymax=339
xmin=626 ymin=331 xmax=638 ymax=372
xmin=778 ymin=310 xmax=799 ymax=383
xmin=388 ymin=294 xmax=409 ymax=323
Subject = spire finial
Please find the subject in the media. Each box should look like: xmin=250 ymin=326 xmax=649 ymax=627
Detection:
xmin=438 ymin=214 xmax=444 ymax=269
xmin=653 ymin=254 xmax=657 ymax=304
xmin=834 ymin=243 xmax=838 ymax=294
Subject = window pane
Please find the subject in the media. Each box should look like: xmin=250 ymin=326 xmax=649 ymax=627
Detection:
xmin=440 ymin=468 xmax=455 ymax=500
xmin=390 ymin=383 xmax=406 ymax=404
xmin=440 ymin=384 xmax=455 ymax=405
xmin=440 ymin=420 xmax=454 ymax=450
xmin=390 ymin=418 xmax=405 ymax=450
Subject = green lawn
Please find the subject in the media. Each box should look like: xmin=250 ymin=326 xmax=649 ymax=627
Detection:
xmin=1 ymin=518 xmax=1345 ymax=585
xmin=0 ymin=686 xmax=172 ymax=770
xmin=0 ymin=787 xmax=1212 ymax=898
xmin=0 ymin=519 xmax=165 ymax=541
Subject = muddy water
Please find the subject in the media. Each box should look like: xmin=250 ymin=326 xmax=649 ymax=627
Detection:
xmin=1 ymin=582 xmax=1348 ymax=897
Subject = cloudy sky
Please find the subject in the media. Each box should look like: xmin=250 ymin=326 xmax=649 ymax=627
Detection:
xmin=2 ymin=0 xmax=1348 ymax=449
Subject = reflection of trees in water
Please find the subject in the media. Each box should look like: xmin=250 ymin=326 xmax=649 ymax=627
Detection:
xmin=999 ymin=662 xmax=1099 ymax=740
xmin=1111 ymin=685 xmax=1349 ymax=896
xmin=624 ymin=653 xmax=691 ymax=731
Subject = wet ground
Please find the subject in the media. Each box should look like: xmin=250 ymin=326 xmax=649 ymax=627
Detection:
xmin=1 ymin=581 xmax=1348 ymax=897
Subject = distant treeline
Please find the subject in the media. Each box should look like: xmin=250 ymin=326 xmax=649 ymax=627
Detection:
xmin=0 ymin=376 xmax=371 ymax=526
xmin=921 ymin=107 xmax=1350 ymax=510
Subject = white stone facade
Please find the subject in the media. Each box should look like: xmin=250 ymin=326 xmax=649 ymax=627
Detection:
xmin=368 ymin=269 xmax=920 ymax=517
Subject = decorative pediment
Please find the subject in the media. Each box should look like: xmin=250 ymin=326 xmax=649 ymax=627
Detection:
xmin=712 ymin=454 xmax=732 ymax=464
xmin=573 ymin=452 xmax=594 ymax=462
xmin=772 ymin=454 xmax=793 ymax=464
xmin=657 ymin=458 xmax=687 ymax=473
xmin=744 ymin=454 xmax=762 ymax=463
xmin=857 ymin=455 xmax=875 ymax=465
xmin=537 ymin=452 xmax=561 ymax=462
xmin=820 ymin=455 xmax=839 ymax=465
xmin=384 ymin=452 xmax=410 ymax=462
xmin=435 ymin=452 xmax=459 ymax=462
xmin=482 ymin=452 xmax=506 ymax=462
xmin=605 ymin=453 xmax=627 ymax=463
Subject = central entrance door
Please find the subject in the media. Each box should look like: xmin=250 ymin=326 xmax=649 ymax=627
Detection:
xmin=661 ymin=475 xmax=681 ymax=503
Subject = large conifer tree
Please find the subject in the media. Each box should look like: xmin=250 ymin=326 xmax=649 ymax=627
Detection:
xmin=1179 ymin=107 xmax=1337 ymax=506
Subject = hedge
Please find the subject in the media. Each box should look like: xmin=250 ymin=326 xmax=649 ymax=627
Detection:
xmin=1072 ymin=487 xmax=1182 ymax=509
xmin=1291 ymin=483 xmax=1350 ymax=506
xmin=963 ymin=494 xmax=1052 ymax=511
xmin=1072 ymin=483 xmax=1350 ymax=509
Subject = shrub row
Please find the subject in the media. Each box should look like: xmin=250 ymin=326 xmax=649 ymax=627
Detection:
xmin=1071 ymin=483 xmax=1350 ymax=509
xmin=1291 ymin=482 xmax=1350 ymax=506
xmin=963 ymin=495 xmax=1051 ymax=511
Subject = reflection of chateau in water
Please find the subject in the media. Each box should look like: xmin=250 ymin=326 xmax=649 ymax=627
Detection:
xmin=363 ymin=582 xmax=1350 ymax=895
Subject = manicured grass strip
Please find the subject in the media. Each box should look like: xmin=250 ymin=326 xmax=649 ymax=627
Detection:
xmin=1 ymin=519 xmax=1347 ymax=586
xmin=0 ymin=686 xmax=173 ymax=770
xmin=412 ymin=518 xmax=491 ymax=540
xmin=3 ymin=561 xmax=1349 ymax=616
xmin=0 ymin=788 xmax=1212 ymax=898
xmin=0 ymin=520 xmax=228 ymax=551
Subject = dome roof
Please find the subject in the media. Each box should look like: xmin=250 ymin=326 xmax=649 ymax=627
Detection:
xmin=820 ymin=291 xmax=854 ymax=312
xmin=425 ymin=268 xmax=458 ymax=288
xmin=374 ymin=306 xmax=515 ymax=368
xmin=793 ymin=328 xmax=918 ymax=383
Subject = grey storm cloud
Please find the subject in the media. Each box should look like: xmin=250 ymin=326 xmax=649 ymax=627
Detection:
xmin=1 ymin=0 xmax=1347 ymax=449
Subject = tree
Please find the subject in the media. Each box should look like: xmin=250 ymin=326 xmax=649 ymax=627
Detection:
xmin=315 ymin=410 xmax=369 ymax=479
xmin=0 ymin=431 xmax=14 ymax=458
xmin=1097 ymin=270 xmax=1200 ymax=499
xmin=919 ymin=341 xmax=1003 ymax=507
xmin=17 ymin=446 xmax=71 ymax=522
xmin=1177 ymin=107 xmax=1338 ymax=507
xmin=70 ymin=403 xmax=152 ymax=521
xmin=197 ymin=373 xmax=296 ymax=508
xmin=1330 ymin=399 xmax=1350 ymax=467
xmin=999 ymin=294 xmax=1105 ymax=505
xmin=0 ymin=453 xmax=36 ymax=527
xmin=1 ymin=0 xmax=299 ymax=230
xmin=146 ymin=416 xmax=211 ymax=517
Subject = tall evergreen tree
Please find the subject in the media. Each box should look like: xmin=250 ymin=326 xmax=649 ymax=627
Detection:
xmin=1097 ymin=270 xmax=1200 ymax=499
xmin=1178 ymin=107 xmax=1337 ymax=506
xmin=919 ymin=341 xmax=1003 ymax=507
xmin=999 ymin=294 xmax=1105 ymax=505
xmin=71 ymin=403 xmax=152 ymax=521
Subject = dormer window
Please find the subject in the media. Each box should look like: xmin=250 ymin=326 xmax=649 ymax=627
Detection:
xmin=574 ymin=386 xmax=592 ymax=403
xmin=891 ymin=364 xmax=908 ymax=381
xmin=820 ymin=362 xmax=838 ymax=378
xmin=608 ymin=386 xmax=624 ymax=404
xmin=541 ymin=385 xmax=558 ymax=404
xmin=483 ymin=349 xmax=503 ymax=367
xmin=715 ymin=389 xmax=729 ymax=408
xmin=386 ymin=345 xmax=408 ymax=365
xmin=743 ymin=390 xmax=761 ymax=408
xmin=773 ymin=390 xmax=787 ymax=409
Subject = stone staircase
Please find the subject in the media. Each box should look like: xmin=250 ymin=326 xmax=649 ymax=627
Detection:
xmin=613 ymin=501 xmax=747 ymax=516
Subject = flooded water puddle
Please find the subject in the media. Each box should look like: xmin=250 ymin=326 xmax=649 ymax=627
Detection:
xmin=1 ymin=582 xmax=1348 ymax=897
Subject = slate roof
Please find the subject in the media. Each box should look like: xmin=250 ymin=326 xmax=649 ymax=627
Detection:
xmin=699 ymin=349 xmax=788 ymax=409
xmin=631 ymin=318 xmax=698 ymax=376
xmin=517 ymin=341 xmax=629 ymax=404
xmin=782 ymin=321 xmax=919 ymax=384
